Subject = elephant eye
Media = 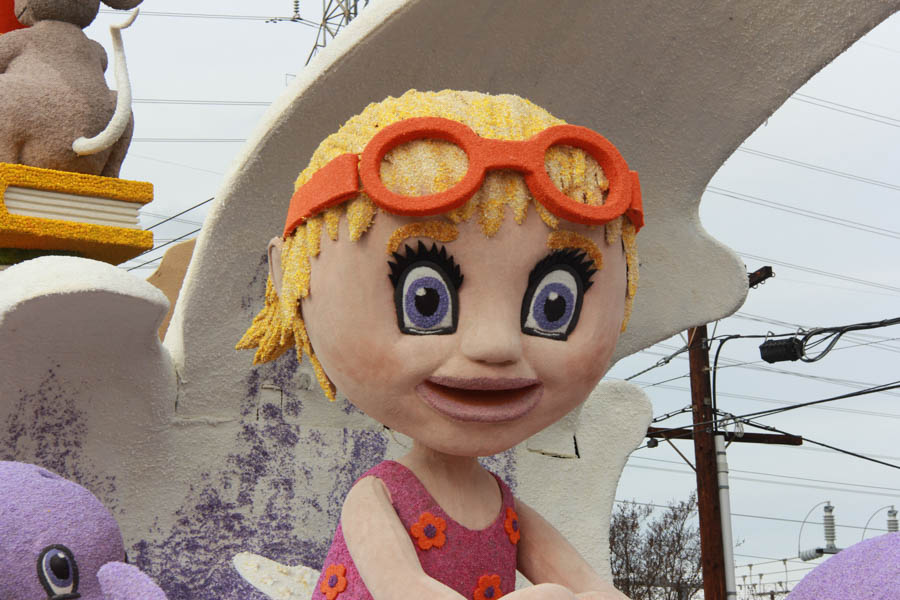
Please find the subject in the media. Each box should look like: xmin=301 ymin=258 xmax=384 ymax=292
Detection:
xmin=37 ymin=545 xmax=79 ymax=598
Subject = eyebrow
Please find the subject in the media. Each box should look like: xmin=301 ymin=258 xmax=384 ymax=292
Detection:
xmin=386 ymin=221 xmax=459 ymax=255
xmin=546 ymin=230 xmax=604 ymax=270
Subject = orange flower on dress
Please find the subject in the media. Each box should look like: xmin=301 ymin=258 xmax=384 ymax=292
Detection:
xmin=474 ymin=574 xmax=503 ymax=600
xmin=504 ymin=507 xmax=520 ymax=545
xmin=409 ymin=511 xmax=447 ymax=550
xmin=320 ymin=564 xmax=347 ymax=600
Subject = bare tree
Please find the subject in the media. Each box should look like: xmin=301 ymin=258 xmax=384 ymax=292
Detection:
xmin=609 ymin=493 xmax=703 ymax=600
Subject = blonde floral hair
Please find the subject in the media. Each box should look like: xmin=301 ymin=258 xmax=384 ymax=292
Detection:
xmin=237 ymin=89 xmax=639 ymax=400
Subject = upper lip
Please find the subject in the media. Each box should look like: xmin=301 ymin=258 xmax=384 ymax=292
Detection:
xmin=425 ymin=375 xmax=540 ymax=391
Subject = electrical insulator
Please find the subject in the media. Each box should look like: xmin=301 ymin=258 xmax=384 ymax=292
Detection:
xmin=799 ymin=548 xmax=824 ymax=561
xmin=759 ymin=338 xmax=804 ymax=363
xmin=888 ymin=506 xmax=898 ymax=533
xmin=823 ymin=503 xmax=838 ymax=551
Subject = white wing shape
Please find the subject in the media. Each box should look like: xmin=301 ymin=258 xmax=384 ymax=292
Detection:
xmin=233 ymin=552 xmax=320 ymax=600
xmin=0 ymin=256 xmax=177 ymax=536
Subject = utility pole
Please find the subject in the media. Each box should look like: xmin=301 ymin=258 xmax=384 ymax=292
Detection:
xmin=647 ymin=267 xmax=803 ymax=599
xmin=688 ymin=324 xmax=726 ymax=600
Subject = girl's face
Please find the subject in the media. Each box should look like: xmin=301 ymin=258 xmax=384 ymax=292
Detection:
xmin=301 ymin=208 xmax=627 ymax=457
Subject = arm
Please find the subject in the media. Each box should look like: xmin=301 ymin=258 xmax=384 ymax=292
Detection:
xmin=342 ymin=476 xmax=465 ymax=599
xmin=515 ymin=499 xmax=630 ymax=600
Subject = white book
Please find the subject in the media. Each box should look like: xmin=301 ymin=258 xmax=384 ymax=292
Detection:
xmin=4 ymin=185 xmax=142 ymax=228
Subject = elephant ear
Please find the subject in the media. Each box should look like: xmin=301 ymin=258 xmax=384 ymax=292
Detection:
xmin=101 ymin=0 xmax=142 ymax=9
xmin=97 ymin=562 xmax=168 ymax=600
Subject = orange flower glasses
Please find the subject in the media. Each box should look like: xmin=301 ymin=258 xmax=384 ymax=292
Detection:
xmin=283 ymin=117 xmax=643 ymax=238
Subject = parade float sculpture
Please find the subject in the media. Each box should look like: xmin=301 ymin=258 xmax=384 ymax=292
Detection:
xmin=0 ymin=461 xmax=168 ymax=600
xmin=236 ymin=89 xmax=644 ymax=600
xmin=787 ymin=532 xmax=900 ymax=600
xmin=0 ymin=0 xmax=152 ymax=268
xmin=1 ymin=1 xmax=896 ymax=599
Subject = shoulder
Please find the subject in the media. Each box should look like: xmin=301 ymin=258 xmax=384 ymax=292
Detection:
xmin=342 ymin=461 xmax=408 ymax=512
xmin=344 ymin=474 xmax=392 ymax=509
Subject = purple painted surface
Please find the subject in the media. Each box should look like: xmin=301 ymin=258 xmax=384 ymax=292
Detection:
xmin=787 ymin=533 xmax=900 ymax=600
xmin=0 ymin=461 xmax=166 ymax=600
xmin=1 ymin=368 xmax=117 ymax=507
xmin=478 ymin=448 xmax=518 ymax=493
xmin=130 ymin=350 xmax=390 ymax=600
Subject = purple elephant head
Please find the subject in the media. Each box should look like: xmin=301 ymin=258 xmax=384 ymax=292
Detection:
xmin=0 ymin=461 xmax=167 ymax=600
xmin=788 ymin=532 xmax=900 ymax=600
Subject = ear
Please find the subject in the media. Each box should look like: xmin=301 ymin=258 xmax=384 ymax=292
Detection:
xmin=268 ymin=237 xmax=285 ymax=297
xmin=11 ymin=0 xmax=33 ymax=27
xmin=101 ymin=0 xmax=142 ymax=9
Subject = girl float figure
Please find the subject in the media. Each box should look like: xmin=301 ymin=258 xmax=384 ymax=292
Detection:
xmin=239 ymin=89 xmax=642 ymax=600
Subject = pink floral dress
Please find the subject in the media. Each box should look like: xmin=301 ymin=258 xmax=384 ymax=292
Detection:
xmin=314 ymin=460 xmax=520 ymax=600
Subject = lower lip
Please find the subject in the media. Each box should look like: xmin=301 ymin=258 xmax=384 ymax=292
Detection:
xmin=415 ymin=380 xmax=543 ymax=423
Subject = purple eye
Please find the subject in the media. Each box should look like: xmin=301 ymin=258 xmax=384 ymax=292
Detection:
xmin=521 ymin=250 xmax=595 ymax=341
xmin=389 ymin=241 xmax=462 ymax=336
xmin=37 ymin=545 xmax=79 ymax=598
xmin=398 ymin=266 xmax=456 ymax=334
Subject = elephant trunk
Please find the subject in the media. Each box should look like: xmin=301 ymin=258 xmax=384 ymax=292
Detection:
xmin=72 ymin=9 xmax=139 ymax=156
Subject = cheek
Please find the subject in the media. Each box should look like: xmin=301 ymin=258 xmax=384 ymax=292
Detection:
xmin=529 ymin=279 xmax=626 ymax=388
xmin=301 ymin=247 xmax=455 ymax=398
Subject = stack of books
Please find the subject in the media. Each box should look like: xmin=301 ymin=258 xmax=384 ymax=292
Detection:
xmin=0 ymin=163 xmax=154 ymax=269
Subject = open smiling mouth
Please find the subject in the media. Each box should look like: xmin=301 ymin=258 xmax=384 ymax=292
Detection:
xmin=415 ymin=376 xmax=543 ymax=423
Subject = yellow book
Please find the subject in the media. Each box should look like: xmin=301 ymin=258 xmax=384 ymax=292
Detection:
xmin=0 ymin=163 xmax=154 ymax=266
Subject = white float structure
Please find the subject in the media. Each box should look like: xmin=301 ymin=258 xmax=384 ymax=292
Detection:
xmin=1 ymin=2 xmax=897 ymax=597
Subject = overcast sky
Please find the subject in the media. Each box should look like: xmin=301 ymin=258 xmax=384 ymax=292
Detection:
xmin=87 ymin=3 xmax=899 ymax=595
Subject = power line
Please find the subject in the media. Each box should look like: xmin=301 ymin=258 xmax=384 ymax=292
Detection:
xmin=638 ymin=382 xmax=900 ymax=469
xmin=654 ymin=339 xmax=900 ymax=395
xmin=647 ymin=380 xmax=900 ymax=436
xmin=636 ymin=381 xmax=900 ymax=421
xmin=860 ymin=41 xmax=900 ymax=55
xmin=631 ymin=456 xmax=900 ymax=494
xmin=790 ymin=94 xmax=900 ymax=128
xmin=732 ymin=313 xmax=900 ymax=352
xmin=133 ymin=98 xmax=271 ymax=107
xmin=133 ymin=138 xmax=246 ymax=143
xmin=791 ymin=444 xmax=900 ymax=464
xmin=734 ymin=553 xmax=810 ymax=568
xmin=738 ymin=419 xmax=900 ymax=472
xmin=773 ymin=275 xmax=900 ymax=299
xmin=640 ymin=345 xmax=900 ymax=396
xmin=737 ymin=252 xmax=900 ymax=293
xmin=125 ymin=228 xmax=201 ymax=271
xmin=625 ymin=343 xmax=691 ymax=380
xmin=736 ymin=147 xmax=900 ymax=192
xmin=615 ymin=496 xmax=892 ymax=533
xmin=626 ymin=463 xmax=900 ymax=497
xmin=98 ymin=8 xmax=319 ymax=29
xmin=144 ymin=198 xmax=214 ymax=231
xmin=140 ymin=211 xmax=203 ymax=228
xmin=129 ymin=153 xmax=225 ymax=176
xmin=705 ymin=186 xmax=900 ymax=240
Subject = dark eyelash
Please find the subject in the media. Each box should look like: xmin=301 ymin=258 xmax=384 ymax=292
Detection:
xmin=528 ymin=249 xmax=597 ymax=291
xmin=387 ymin=241 xmax=464 ymax=289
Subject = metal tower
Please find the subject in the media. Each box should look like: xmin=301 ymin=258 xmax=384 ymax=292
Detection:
xmin=267 ymin=1 xmax=369 ymax=65
xmin=306 ymin=1 xmax=369 ymax=65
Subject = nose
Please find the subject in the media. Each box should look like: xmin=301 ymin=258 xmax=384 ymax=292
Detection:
xmin=458 ymin=302 xmax=523 ymax=365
